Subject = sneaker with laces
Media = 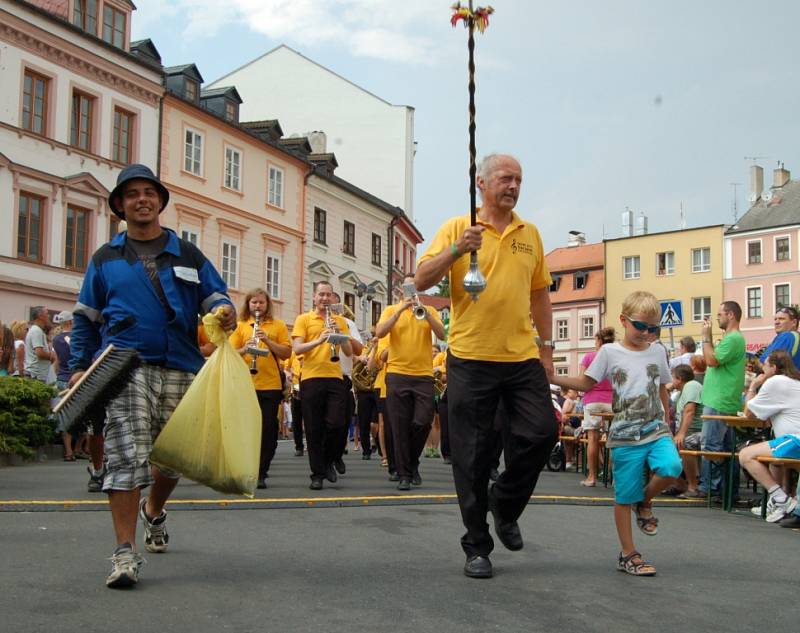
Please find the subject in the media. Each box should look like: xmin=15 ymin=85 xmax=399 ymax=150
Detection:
xmin=765 ymin=494 xmax=798 ymax=523
xmin=106 ymin=543 xmax=144 ymax=588
xmin=139 ymin=498 xmax=169 ymax=553
xmin=87 ymin=466 xmax=104 ymax=493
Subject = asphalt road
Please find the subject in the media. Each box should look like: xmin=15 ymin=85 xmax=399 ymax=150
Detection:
xmin=1 ymin=441 xmax=797 ymax=633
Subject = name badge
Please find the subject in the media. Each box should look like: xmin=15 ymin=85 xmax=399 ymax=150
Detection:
xmin=174 ymin=266 xmax=200 ymax=284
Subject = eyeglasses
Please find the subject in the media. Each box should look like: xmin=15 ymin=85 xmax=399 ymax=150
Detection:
xmin=778 ymin=307 xmax=798 ymax=319
xmin=623 ymin=315 xmax=660 ymax=334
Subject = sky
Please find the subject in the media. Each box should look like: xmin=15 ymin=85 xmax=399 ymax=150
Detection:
xmin=130 ymin=0 xmax=800 ymax=254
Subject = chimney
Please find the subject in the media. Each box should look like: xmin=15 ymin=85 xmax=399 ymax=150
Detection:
xmin=567 ymin=231 xmax=586 ymax=247
xmin=773 ymin=163 xmax=790 ymax=188
xmin=635 ymin=212 xmax=648 ymax=236
xmin=306 ymin=131 xmax=327 ymax=154
xmin=622 ymin=207 xmax=633 ymax=237
xmin=750 ymin=164 xmax=764 ymax=200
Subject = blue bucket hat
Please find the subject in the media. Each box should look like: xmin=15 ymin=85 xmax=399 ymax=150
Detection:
xmin=108 ymin=164 xmax=170 ymax=219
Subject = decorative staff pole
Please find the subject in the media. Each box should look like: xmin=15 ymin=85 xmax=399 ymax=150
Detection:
xmin=451 ymin=1 xmax=493 ymax=302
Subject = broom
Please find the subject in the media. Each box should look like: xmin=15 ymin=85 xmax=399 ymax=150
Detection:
xmin=53 ymin=344 xmax=141 ymax=433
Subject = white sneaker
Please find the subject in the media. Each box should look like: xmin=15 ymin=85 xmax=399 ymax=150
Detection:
xmin=750 ymin=503 xmax=764 ymax=517
xmin=139 ymin=498 xmax=169 ymax=553
xmin=106 ymin=544 xmax=145 ymax=588
xmin=765 ymin=495 xmax=798 ymax=523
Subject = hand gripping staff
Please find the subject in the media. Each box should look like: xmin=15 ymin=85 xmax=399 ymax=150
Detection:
xmin=451 ymin=1 xmax=494 ymax=301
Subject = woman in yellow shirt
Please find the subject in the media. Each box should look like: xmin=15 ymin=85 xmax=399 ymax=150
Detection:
xmin=229 ymin=288 xmax=291 ymax=489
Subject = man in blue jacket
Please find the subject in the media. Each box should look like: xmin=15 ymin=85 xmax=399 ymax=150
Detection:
xmin=69 ymin=164 xmax=235 ymax=589
xmin=759 ymin=306 xmax=800 ymax=369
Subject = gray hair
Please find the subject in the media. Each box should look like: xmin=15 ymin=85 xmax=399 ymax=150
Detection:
xmin=477 ymin=153 xmax=520 ymax=181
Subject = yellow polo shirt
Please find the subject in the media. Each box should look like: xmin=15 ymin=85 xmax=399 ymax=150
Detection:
xmin=418 ymin=211 xmax=551 ymax=362
xmin=229 ymin=318 xmax=289 ymax=390
xmin=373 ymin=337 xmax=390 ymax=397
xmin=291 ymin=310 xmax=349 ymax=380
xmin=286 ymin=353 xmax=302 ymax=388
xmin=433 ymin=351 xmax=447 ymax=374
xmin=378 ymin=303 xmax=442 ymax=377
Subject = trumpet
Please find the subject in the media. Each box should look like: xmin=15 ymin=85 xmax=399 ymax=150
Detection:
xmin=246 ymin=309 xmax=269 ymax=374
xmin=402 ymin=281 xmax=427 ymax=320
xmin=324 ymin=305 xmax=340 ymax=362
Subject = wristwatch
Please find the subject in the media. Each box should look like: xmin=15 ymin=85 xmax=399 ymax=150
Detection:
xmin=536 ymin=337 xmax=554 ymax=348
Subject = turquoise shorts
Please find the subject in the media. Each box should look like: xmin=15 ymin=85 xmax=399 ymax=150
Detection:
xmin=769 ymin=435 xmax=800 ymax=460
xmin=611 ymin=436 xmax=683 ymax=504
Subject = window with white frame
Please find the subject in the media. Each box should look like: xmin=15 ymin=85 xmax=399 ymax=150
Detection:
xmin=268 ymin=165 xmax=283 ymax=207
xmin=747 ymin=240 xmax=762 ymax=265
xmin=556 ymin=319 xmax=568 ymax=340
xmin=692 ymin=247 xmax=710 ymax=272
xmin=224 ymin=147 xmax=241 ymax=190
xmin=747 ymin=287 xmax=762 ymax=319
xmin=556 ymin=367 xmax=569 ymax=376
xmin=692 ymin=297 xmax=711 ymax=322
xmin=184 ymin=129 xmax=202 ymax=175
xmin=623 ymin=256 xmax=640 ymax=279
xmin=266 ymin=253 xmax=281 ymax=299
xmin=775 ymin=236 xmax=790 ymax=262
xmin=581 ymin=316 xmax=595 ymax=338
xmin=656 ymin=251 xmax=674 ymax=276
xmin=221 ymin=240 xmax=239 ymax=288
xmin=775 ymin=284 xmax=790 ymax=310
xmin=180 ymin=227 xmax=199 ymax=245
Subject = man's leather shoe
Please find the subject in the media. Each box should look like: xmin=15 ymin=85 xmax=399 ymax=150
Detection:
xmin=463 ymin=555 xmax=493 ymax=579
xmin=362 ymin=452 xmax=371 ymax=460
xmin=257 ymin=478 xmax=267 ymax=489
xmin=488 ymin=486 xmax=523 ymax=551
xmin=294 ymin=448 xmax=304 ymax=457
xmin=325 ymin=465 xmax=338 ymax=483
xmin=334 ymin=458 xmax=346 ymax=475
xmin=397 ymin=478 xmax=411 ymax=491
xmin=412 ymin=469 xmax=422 ymax=486
xmin=309 ymin=478 xmax=323 ymax=490
xmin=779 ymin=513 xmax=800 ymax=528
xmin=388 ymin=471 xmax=400 ymax=482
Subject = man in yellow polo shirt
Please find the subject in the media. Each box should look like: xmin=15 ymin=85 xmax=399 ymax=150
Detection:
xmin=376 ymin=275 xmax=445 ymax=490
xmin=291 ymin=281 xmax=353 ymax=490
xmin=415 ymin=153 xmax=558 ymax=579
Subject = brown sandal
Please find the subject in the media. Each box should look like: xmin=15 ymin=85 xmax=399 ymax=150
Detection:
xmin=635 ymin=501 xmax=659 ymax=536
xmin=617 ymin=551 xmax=657 ymax=576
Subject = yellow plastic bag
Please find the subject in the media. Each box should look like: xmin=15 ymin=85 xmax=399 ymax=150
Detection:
xmin=150 ymin=308 xmax=261 ymax=497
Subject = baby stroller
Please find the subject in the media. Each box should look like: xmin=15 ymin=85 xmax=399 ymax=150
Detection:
xmin=546 ymin=392 xmax=566 ymax=472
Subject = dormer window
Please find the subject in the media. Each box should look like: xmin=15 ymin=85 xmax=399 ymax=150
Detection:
xmin=73 ymin=0 xmax=98 ymax=35
xmin=574 ymin=271 xmax=588 ymax=290
xmin=549 ymin=275 xmax=561 ymax=292
xmin=102 ymin=4 xmax=126 ymax=49
xmin=225 ymin=101 xmax=237 ymax=123
xmin=185 ymin=79 xmax=198 ymax=103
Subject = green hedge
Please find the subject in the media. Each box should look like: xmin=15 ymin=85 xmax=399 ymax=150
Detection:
xmin=0 ymin=377 xmax=57 ymax=459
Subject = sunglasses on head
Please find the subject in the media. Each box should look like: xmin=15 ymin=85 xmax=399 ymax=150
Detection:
xmin=623 ymin=315 xmax=660 ymax=334
xmin=779 ymin=307 xmax=798 ymax=319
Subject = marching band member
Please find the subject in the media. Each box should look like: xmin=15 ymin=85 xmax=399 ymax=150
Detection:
xmin=369 ymin=337 xmax=392 ymax=470
xmin=376 ymin=275 xmax=445 ymax=490
xmin=291 ymin=281 xmax=353 ymax=490
xmin=229 ymin=288 xmax=291 ymax=490
xmin=285 ymin=353 xmax=305 ymax=456
xmin=415 ymin=154 xmax=558 ymax=579
xmin=354 ymin=336 xmax=380 ymax=459
xmin=432 ymin=345 xmax=451 ymax=463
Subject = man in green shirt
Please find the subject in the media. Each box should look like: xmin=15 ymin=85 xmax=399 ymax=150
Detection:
xmin=699 ymin=301 xmax=746 ymax=496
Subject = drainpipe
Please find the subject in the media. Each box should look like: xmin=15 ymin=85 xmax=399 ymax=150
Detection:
xmin=387 ymin=215 xmax=399 ymax=306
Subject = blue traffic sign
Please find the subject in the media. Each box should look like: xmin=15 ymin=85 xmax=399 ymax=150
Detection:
xmin=659 ymin=300 xmax=683 ymax=328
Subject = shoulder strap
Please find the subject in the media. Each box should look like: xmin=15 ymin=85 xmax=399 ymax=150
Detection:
xmin=791 ymin=331 xmax=800 ymax=357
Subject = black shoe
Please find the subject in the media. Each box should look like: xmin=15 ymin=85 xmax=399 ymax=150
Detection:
xmin=334 ymin=458 xmax=346 ymax=475
xmin=343 ymin=448 xmax=349 ymax=455
xmin=325 ymin=464 xmax=338 ymax=483
xmin=463 ymin=555 xmax=493 ymax=579
xmin=294 ymin=448 xmax=304 ymax=457
xmin=443 ymin=456 xmax=452 ymax=465
xmin=412 ymin=469 xmax=422 ymax=486
xmin=388 ymin=471 xmax=400 ymax=482
xmin=362 ymin=452 xmax=371 ymax=460
xmin=397 ymin=478 xmax=411 ymax=491
xmin=309 ymin=478 xmax=323 ymax=491
xmin=87 ymin=466 xmax=104 ymax=493
xmin=488 ymin=485 xmax=523 ymax=551
xmin=779 ymin=514 xmax=800 ymax=528
xmin=257 ymin=478 xmax=267 ymax=489
xmin=489 ymin=468 xmax=499 ymax=482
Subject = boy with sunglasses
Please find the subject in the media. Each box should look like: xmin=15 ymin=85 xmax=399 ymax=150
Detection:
xmin=553 ymin=291 xmax=682 ymax=576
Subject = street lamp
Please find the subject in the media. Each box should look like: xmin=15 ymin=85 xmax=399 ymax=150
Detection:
xmin=354 ymin=281 xmax=372 ymax=332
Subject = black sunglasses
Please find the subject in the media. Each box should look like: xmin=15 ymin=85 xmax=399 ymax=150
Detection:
xmin=623 ymin=315 xmax=660 ymax=334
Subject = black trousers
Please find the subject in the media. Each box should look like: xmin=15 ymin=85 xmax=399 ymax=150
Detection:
xmin=256 ymin=390 xmax=283 ymax=480
xmin=337 ymin=376 xmax=355 ymax=458
xmin=438 ymin=391 xmax=451 ymax=458
xmin=291 ymin=396 xmax=304 ymax=451
xmin=378 ymin=397 xmax=396 ymax=471
xmin=386 ymin=373 xmax=435 ymax=479
xmin=356 ymin=389 xmax=378 ymax=455
xmin=447 ymin=353 xmax=558 ymax=557
xmin=300 ymin=378 xmax=347 ymax=480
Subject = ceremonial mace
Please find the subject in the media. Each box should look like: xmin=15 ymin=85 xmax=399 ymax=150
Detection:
xmin=451 ymin=1 xmax=493 ymax=302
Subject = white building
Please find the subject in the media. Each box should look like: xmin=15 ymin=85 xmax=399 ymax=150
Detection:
xmin=0 ymin=0 xmax=162 ymax=321
xmin=208 ymin=45 xmax=416 ymax=220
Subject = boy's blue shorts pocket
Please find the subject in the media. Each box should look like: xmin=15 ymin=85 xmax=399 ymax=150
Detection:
xmin=612 ymin=436 xmax=683 ymax=504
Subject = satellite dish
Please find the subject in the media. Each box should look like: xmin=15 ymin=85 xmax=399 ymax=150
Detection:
xmin=763 ymin=191 xmax=773 ymax=202
xmin=747 ymin=192 xmax=758 ymax=203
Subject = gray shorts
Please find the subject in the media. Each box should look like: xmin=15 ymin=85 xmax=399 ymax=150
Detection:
xmin=683 ymin=432 xmax=702 ymax=451
xmin=102 ymin=364 xmax=193 ymax=492
xmin=582 ymin=402 xmax=613 ymax=431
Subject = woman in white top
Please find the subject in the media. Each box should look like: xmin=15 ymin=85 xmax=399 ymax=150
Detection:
xmin=10 ymin=320 xmax=29 ymax=377
xmin=739 ymin=349 xmax=800 ymax=523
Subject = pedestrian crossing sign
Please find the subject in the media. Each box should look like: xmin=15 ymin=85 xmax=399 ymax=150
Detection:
xmin=659 ymin=300 xmax=683 ymax=328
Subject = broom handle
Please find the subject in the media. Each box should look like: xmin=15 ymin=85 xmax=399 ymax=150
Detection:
xmin=52 ymin=344 xmax=116 ymax=414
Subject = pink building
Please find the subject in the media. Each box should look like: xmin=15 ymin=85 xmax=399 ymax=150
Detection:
xmin=546 ymin=235 xmax=605 ymax=377
xmin=725 ymin=164 xmax=800 ymax=351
